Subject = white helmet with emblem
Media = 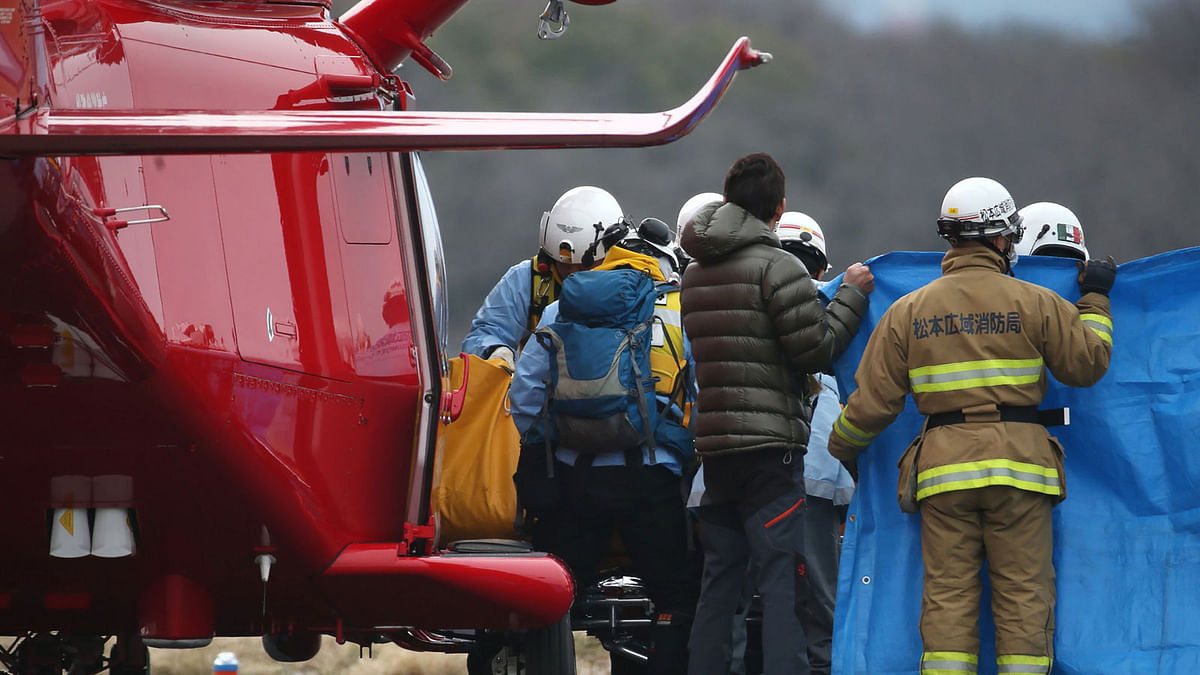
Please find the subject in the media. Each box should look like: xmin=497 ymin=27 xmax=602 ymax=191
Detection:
xmin=936 ymin=177 xmax=1024 ymax=244
xmin=1013 ymin=202 xmax=1089 ymax=260
xmin=776 ymin=211 xmax=831 ymax=276
xmin=675 ymin=192 xmax=723 ymax=244
xmin=539 ymin=186 xmax=624 ymax=266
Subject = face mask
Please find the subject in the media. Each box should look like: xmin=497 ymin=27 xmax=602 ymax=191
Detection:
xmin=1005 ymin=233 xmax=1021 ymax=264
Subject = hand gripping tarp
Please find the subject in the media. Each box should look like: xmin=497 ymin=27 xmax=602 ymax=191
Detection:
xmin=826 ymin=248 xmax=1200 ymax=675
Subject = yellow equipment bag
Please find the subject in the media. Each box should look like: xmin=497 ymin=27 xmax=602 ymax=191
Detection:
xmin=431 ymin=353 xmax=522 ymax=542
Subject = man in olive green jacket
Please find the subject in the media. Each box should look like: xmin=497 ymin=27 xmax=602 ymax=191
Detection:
xmin=680 ymin=153 xmax=873 ymax=675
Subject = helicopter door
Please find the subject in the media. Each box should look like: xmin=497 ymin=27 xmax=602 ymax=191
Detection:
xmin=214 ymin=153 xmax=354 ymax=380
xmin=140 ymin=155 xmax=237 ymax=351
xmin=396 ymin=152 xmax=449 ymax=525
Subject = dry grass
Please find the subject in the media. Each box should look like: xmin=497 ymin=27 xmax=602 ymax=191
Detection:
xmin=149 ymin=638 xmax=465 ymax=675
xmin=149 ymin=634 xmax=612 ymax=674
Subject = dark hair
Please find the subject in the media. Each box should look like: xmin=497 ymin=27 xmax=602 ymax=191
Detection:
xmin=723 ymin=153 xmax=785 ymax=224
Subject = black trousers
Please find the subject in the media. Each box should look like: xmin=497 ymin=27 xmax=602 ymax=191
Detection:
xmin=532 ymin=461 xmax=694 ymax=674
xmin=689 ymin=448 xmax=811 ymax=675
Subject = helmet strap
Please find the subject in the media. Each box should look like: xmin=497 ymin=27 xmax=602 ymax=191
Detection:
xmin=979 ymin=236 xmax=1015 ymax=276
xmin=580 ymin=222 xmax=607 ymax=267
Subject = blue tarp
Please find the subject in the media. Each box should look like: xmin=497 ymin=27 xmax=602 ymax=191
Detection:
xmin=827 ymin=248 xmax=1200 ymax=675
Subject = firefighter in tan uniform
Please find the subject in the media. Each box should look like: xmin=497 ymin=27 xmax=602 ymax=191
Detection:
xmin=828 ymin=177 xmax=1117 ymax=675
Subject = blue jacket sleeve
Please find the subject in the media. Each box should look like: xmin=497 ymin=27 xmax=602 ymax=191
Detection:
xmin=461 ymin=260 xmax=533 ymax=358
xmin=683 ymin=330 xmax=697 ymax=402
xmin=804 ymin=372 xmax=857 ymax=504
xmin=510 ymin=302 xmax=559 ymax=437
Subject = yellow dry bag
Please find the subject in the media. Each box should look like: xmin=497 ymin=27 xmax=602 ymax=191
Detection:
xmin=431 ymin=354 xmax=522 ymax=542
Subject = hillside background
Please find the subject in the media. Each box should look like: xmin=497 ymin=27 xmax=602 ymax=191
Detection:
xmin=348 ymin=0 xmax=1199 ymax=348
xmin=147 ymin=2 xmax=1195 ymax=672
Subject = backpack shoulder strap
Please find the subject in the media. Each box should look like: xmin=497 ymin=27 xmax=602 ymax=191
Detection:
xmin=625 ymin=321 xmax=659 ymax=464
xmin=533 ymin=325 xmax=562 ymax=478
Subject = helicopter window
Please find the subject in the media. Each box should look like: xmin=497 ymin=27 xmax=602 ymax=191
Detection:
xmin=410 ymin=153 xmax=449 ymax=352
xmin=334 ymin=153 xmax=394 ymax=245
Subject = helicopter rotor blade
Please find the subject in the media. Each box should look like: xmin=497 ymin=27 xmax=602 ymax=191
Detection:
xmin=0 ymin=38 xmax=769 ymax=157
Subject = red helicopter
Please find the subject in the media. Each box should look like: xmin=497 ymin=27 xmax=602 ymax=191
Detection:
xmin=0 ymin=0 xmax=768 ymax=671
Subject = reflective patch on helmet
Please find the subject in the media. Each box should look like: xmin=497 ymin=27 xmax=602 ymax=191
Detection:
xmin=947 ymin=207 xmax=959 ymax=215
xmin=1057 ymin=223 xmax=1084 ymax=244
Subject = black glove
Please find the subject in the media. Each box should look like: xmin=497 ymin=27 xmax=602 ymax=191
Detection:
xmin=1077 ymin=256 xmax=1117 ymax=296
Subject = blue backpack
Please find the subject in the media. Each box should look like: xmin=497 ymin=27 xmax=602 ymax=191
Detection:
xmin=531 ymin=268 xmax=663 ymax=461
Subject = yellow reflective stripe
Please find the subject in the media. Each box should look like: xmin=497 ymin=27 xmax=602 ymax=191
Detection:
xmin=651 ymin=293 xmax=686 ymax=398
xmin=917 ymin=459 xmax=1060 ymax=500
xmin=909 ymin=358 xmax=1043 ymax=393
xmin=922 ymin=650 xmax=979 ymax=674
xmin=919 ymin=459 xmax=1058 ymax=480
xmin=925 ymin=651 xmax=979 ymax=663
xmin=1080 ymin=313 xmax=1113 ymax=344
xmin=910 ymin=358 xmax=1043 ymax=377
xmin=912 ymin=374 xmax=1042 ymax=393
xmin=833 ymin=412 xmax=876 ymax=447
xmin=918 ymin=476 xmax=1061 ymax=499
xmin=1079 ymin=313 xmax=1111 ymax=329
xmin=997 ymin=654 xmax=1052 ymax=674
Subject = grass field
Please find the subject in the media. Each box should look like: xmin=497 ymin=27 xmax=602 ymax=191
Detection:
xmin=149 ymin=634 xmax=612 ymax=674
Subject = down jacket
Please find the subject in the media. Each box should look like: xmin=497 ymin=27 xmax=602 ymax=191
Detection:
xmin=680 ymin=202 xmax=868 ymax=457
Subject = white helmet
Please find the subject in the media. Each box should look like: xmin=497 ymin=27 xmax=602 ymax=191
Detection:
xmin=539 ymin=186 xmax=624 ymax=266
xmin=675 ymin=192 xmax=723 ymax=244
xmin=1013 ymin=202 xmax=1089 ymax=260
xmin=619 ymin=217 xmax=681 ymax=278
xmin=936 ymin=177 xmax=1024 ymax=245
xmin=776 ymin=212 xmax=831 ymax=275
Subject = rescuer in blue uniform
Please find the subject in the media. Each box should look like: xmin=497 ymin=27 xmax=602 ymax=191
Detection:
xmin=776 ymin=211 xmax=857 ymax=675
xmin=461 ymin=186 xmax=625 ymax=368
xmin=510 ymin=225 xmax=696 ymax=675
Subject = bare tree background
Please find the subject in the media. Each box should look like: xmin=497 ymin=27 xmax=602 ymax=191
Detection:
xmin=337 ymin=0 xmax=1200 ymax=348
